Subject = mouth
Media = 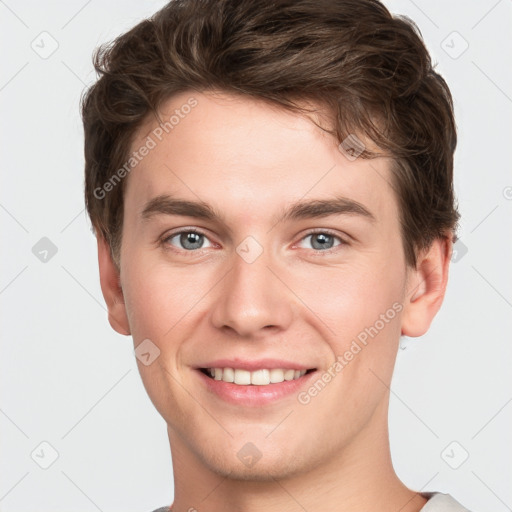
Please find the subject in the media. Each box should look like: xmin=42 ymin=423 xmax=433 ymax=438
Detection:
xmin=195 ymin=358 xmax=319 ymax=405
xmin=199 ymin=367 xmax=316 ymax=386
xmin=196 ymin=364 xmax=318 ymax=406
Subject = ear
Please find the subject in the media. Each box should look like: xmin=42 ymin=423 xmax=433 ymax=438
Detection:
xmin=401 ymin=236 xmax=452 ymax=338
xmin=97 ymin=236 xmax=131 ymax=336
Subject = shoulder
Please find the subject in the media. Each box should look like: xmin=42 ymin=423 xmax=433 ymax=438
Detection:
xmin=148 ymin=495 xmax=474 ymax=512
xmin=420 ymin=492 xmax=473 ymax=512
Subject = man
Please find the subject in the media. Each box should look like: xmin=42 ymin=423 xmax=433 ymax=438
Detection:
xmin=82 ymin=0 xmax=471 ymax=510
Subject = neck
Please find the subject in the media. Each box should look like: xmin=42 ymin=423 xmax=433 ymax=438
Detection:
xmin=167 ymin=397 xmax=427 ymax=512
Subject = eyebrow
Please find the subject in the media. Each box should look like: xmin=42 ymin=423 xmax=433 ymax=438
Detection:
xmin=141 ymin=194 xmax=376 ymax=225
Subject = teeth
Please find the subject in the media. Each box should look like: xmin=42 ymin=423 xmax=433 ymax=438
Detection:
xmin=234 ymin=369 xmax=251 ymax=385
xmin=223 ymin=367 xmax=234 ymax=383
xmin=284 ymin=369 xmax=295 ymax=381
xmin=251 ymin=369 xmax=270 ymax=385
xmin=270 ymin=368 xmax=285 ymax=383
xmin=205 ymin=368 xmax=307 ymax=385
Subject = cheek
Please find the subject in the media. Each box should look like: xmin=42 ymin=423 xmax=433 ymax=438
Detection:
xmin=121 ymin=252 xmax=213 ymax=342
xmin=294 ymin=257 xmax=405 ymax=341
xmin=294 ymin=256 xmax=406 ymax=406
xmin=295 ymin=263 xmax=404 ymax=427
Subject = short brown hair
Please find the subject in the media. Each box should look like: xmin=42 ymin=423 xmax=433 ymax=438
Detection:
xmin=82 ymin=0 xmax=459 ymax=269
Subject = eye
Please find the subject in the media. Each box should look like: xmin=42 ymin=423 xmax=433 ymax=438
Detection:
xmin=163 ymin=229 xmax=213 ymax=251
xmin=297 ymin=231 xmax=345 ymax=252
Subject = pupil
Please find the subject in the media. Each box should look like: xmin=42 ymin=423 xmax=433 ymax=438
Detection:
xmin=313 ymin=233 xmax=333 ymax=250
xmin=181 ymin=232 xmax=203 ymax=250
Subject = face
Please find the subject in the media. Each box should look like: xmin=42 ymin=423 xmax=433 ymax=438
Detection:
xmin=103 ymin=90 xmax=444 ymax=480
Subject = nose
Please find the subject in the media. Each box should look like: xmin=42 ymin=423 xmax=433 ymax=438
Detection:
xmin=210 ymin=244 xmax=295 ymax=338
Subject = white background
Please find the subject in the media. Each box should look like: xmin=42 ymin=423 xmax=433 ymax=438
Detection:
xmin=0 ymin=1 xmax=511 ymax=511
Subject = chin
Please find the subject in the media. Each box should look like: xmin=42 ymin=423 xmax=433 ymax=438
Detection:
xmin=204 ymin=457 xmax=308 ymax=482
xmin=196 ymin=439 xmax=324 ymax=482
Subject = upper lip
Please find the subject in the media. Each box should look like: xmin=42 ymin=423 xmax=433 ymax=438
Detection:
xmin=196 ymin=358 xmax=316 ymax=371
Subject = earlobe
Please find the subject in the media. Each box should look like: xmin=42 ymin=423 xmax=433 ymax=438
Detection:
xmin=401 ymin=236 xmax=452 ymax=338
xmin=97 ymin=236 xmax=131 ymax=336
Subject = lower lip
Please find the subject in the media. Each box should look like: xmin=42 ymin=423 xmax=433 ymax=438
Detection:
xmin=196 ymin=370 xmax=317 ymax=406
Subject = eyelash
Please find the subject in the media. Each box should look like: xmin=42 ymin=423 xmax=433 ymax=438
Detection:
xmin=160 ymin=228 xmax=348 ymax=256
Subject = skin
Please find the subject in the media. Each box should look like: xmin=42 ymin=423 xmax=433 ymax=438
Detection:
xmin=98 ymin=90 xmax=452 ymax=512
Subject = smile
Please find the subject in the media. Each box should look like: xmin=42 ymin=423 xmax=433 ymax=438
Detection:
xmin=201 ymin=367 xmax=311 ymax=385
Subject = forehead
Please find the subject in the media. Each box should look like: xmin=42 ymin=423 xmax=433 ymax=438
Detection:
xmin=124 ymin=90 xmax=397 ymax=227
